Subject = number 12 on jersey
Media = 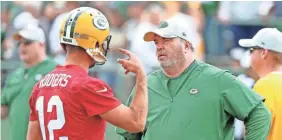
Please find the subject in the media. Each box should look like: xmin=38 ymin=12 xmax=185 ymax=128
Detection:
xmin=36 ymin=96 xmax=68 ymax=140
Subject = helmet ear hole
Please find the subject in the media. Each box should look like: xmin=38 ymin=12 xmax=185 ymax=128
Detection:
xmin=95 ymin=42 xmax=100 ymax=48
xmin=61 ymin=43 xmax=66 ymax=51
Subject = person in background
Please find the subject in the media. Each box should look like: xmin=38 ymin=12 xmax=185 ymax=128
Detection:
xmin=1 ymin=24 xmax=56 ymax=140
xmin=239 ymin=28 xmax=282 ymax=140
xmin=4 ymin=2 xmax=43 ymax=61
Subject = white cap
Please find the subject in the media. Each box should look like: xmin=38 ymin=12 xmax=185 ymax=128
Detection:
xmin=13 ymin=24 xmax=45 ymax=43
xmin=143 ymin=19 xmax=195 ymax=47
xmin=13 ymin=12 xmax=39 ymax=30
xmin=239 ymin=28 xmax=282 ymax=53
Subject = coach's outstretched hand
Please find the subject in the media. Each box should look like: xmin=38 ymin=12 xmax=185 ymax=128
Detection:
xmin=118 ymin=48 xmax=145 ymax=75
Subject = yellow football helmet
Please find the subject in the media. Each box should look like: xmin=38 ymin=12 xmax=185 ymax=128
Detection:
xmin=60 ymin=7 xmax=111 ymax=65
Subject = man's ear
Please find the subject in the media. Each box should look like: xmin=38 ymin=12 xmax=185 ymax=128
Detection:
xmin=184 ymin=41 xmax=189 ymax=49
xmin=39 ymin=42 xmax=45 ymax=48
xmin=261 ymin=49 xmax=269 ymax=60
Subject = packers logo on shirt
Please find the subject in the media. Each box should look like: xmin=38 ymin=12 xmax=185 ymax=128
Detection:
xmin=35 ymin=74 xmax=43 ymax=81
xmin=190 ymin=88 xmax=199 ymax=94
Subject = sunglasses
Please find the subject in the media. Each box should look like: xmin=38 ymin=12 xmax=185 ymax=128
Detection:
xmin=249 ymin=46 xmax=263 ymax=53
xmin=18 ymin=39 xmax=35 ymax=46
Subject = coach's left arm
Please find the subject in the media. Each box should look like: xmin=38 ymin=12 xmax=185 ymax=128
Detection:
xmin=244 ymin=102 xmax=271 ymax=139
xmin=219 ymin=71 xmax=271 ymax=140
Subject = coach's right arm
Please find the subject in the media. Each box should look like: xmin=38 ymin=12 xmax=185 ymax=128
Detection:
xmin=220 ymin=72 xmax=271 ymax=140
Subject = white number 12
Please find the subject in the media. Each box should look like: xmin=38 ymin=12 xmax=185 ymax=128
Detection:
xmin=36 ymin=96 xmax=68 ymax=140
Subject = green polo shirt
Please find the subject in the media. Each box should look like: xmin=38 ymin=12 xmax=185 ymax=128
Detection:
xmin=116 ymin=60 xmax=266 ymax=140
xmin=1 ymin=58 xmax=56 ymax=140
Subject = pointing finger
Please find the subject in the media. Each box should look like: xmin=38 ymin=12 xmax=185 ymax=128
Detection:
xmin=119 ymin=48 xmax=131 ymax=56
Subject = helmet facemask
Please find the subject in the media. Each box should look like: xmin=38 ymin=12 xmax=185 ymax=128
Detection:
xmin=86 ymin=35 xmax=112 ymax=65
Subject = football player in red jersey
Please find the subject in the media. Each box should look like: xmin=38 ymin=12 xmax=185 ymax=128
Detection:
xmin=27 ymin=7 xmax=148 ymax=140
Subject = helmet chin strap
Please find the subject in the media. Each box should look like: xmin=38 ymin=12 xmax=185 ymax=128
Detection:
xmin=89 ymin=60 xmax=95 ymax=68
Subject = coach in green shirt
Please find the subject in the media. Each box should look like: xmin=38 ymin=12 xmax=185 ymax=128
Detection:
xmin=116 ymin=20 xmax=271 ymax=140
xmin=1 ymin=24 xmax=56 ymax=140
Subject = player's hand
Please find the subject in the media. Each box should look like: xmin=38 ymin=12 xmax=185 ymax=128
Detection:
xmin=117 ymin=48 xmax=145 ymax=75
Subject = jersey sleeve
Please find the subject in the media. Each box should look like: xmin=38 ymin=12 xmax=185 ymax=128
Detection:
xmin=29 ymin=84 xmax=39 ymax=121
xmin=80 ymin=79 xmax=121 ymax=116
xmin=219 ymin=71 xmax=265 ymax=120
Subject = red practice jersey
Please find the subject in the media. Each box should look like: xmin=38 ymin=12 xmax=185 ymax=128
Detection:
xmin=29 ymin=65 xmax=121 ymax=140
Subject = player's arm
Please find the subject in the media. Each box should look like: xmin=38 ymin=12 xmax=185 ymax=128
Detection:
xmin=220 ymin=71 xmax=271 ymax=140
xmin=82 ymin=48 xmax=148 ymax=133
xmin=100 ymin=48 xmax=148 ymax=132
xmin=100 ymin=70 xmax=147 ymax=133
xmin=115 ymin=88 xmax=143 ymax=140
xmin=27 ymin=120 xmax=42 ymax=140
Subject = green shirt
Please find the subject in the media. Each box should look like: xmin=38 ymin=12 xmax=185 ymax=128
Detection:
xmin=1 ymin=58 xmax=56 ymax=140
xmin=116 ymin=60 xmax=267 ymax=140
